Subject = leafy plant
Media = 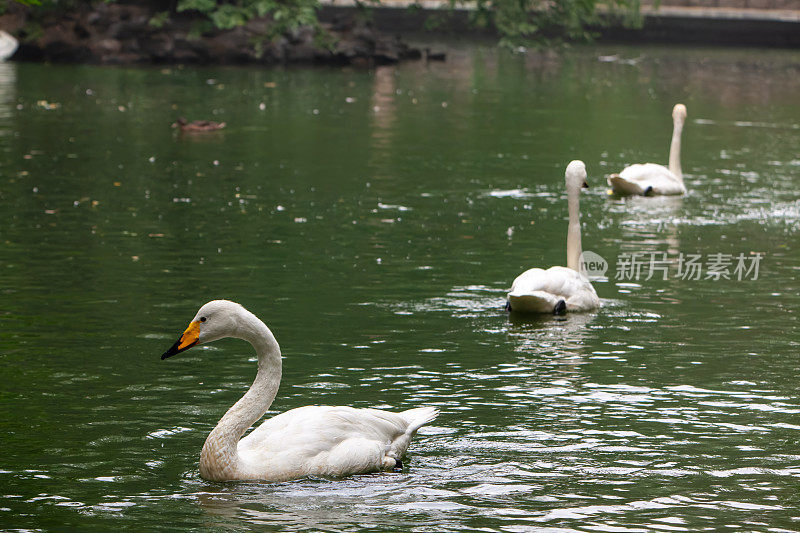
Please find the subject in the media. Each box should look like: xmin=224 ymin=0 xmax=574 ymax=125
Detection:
xmin=458 ymin=0 xmax=641 ymax=46
xmin=148 ymin=11 xmax=171 ymax=29
xmin=175 ymin=0 xmax=322 ymax=39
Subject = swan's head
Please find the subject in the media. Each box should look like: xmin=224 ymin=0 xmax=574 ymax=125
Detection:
xmin=161 ymin=300 xmax=245 ymax=359
xmin=565 ymin=160 xmax=589 ymax=191
xmin=672 ymin=103 xmax=687 ymax=122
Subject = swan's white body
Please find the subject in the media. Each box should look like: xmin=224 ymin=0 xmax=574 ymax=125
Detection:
xmin=507 ymin=160 xmax=600 ymax=314
xmin=508 ymin=266 xmax=599 ymax=313
xmin=0 ymin=32 xmax=17 ymax=62
xmin=608 ymin=163 xmax=685 ymax=196
xmin=162 ymin=300 xmax=438 ymax=482
xmin=608 ymin=104 xmax=687 ymax=196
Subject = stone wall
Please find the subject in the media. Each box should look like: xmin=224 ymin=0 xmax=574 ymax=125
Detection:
xmin=641 ymin=0 xmax=800 ymax=8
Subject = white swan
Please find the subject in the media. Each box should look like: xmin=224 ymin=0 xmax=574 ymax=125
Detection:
xmin=506 ymin=160 xmax=600 ymax=314
xmin=607 ymin=104 xmax=688 ymax=196
xmin=0 ymin=32 xmax=18 ymax=62
xmin=161 ymin=300 xmax=438 ymax=482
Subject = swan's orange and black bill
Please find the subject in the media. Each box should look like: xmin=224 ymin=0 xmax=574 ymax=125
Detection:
xmin=582 ymin=180 xmax=589 ymax=189
xmin=161 ymin=321 xmax=200 ymax=359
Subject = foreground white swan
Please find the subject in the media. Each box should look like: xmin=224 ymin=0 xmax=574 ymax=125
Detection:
xmin=507 ymin=160 xmax=600 ymax=314
xmin=161 ymin=300 xmax=438 ymax=482
xmin=607 ymin=104 xmax=688 ymax=196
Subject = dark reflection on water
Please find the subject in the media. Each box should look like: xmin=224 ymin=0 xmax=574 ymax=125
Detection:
xmin=1 ymin=43 xmax=799 ymax=531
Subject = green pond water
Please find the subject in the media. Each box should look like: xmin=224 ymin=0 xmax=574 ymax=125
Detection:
xmin=1 ymin=43 xmax=799 ymax=531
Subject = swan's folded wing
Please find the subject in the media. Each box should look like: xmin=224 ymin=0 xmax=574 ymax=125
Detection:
xmin=611 ymin=164 xmax=685 ymax=195
xmin=608 ymin=174 xmax=646 ymax=195
xmin=241 ymin=406 xmax=408 ymax=452
xmin=236 ymin=405 xmax=435 ymax=478
xmin=509 ymin=266 xmax=579 ymax=298
xmin=508 ymin=266 xmax=599 ymax=312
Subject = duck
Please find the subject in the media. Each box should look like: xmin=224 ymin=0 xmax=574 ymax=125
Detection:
xmin=607 ymin=104 xmax=687 ymax=196
xmin=161 ymin=300 xmax=438 ymax=482
xmin=171 ymin=117 xmax=226 ymax=132
xmin=507 ymin=160 xmax=600 ymax=314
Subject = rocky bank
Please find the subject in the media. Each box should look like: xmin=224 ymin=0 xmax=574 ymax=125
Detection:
xmin=0 ymin=1 xmax=423 ymax=66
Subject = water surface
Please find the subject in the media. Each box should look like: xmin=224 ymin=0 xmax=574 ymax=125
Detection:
xmin=1 ymin=43 xmax=799 ymax=531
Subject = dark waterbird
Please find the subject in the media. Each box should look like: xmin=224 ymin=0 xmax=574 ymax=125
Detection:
xmin=171 ymin=117 xmax=226 ymax=132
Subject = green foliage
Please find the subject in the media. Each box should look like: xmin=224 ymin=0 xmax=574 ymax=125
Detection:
xmin=456 ymin=0 xmax=640 ymax=46
xmin=176 ymin=0 xmax=218 ymax=13
xmin=148 ymin=11 xmax=171 ymax=29
xmin=208 ymin=4 xmax=250 ymax=29
xmin=174 ymin=0 xmax=322 ymax=39
xmin=13 ymin=0 xmax=640 ymax=48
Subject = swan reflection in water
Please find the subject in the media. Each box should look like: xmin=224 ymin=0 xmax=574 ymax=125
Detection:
xmin=506 ymin=310 xmax=598 ymax=361
xmin=604 ymin=193 xmax=685 ymax=307
xmin=0 ymin=61 xmax=16 ymax=125
xmin=192 ymin=477 xmax=442 ymax=530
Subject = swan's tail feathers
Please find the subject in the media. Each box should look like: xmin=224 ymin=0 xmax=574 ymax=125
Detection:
xmin=401 ymin=407 xmax=439 ymax=435
xmin=507 ymin=290 xmax=559 ymax=314
xmin=608 ymin=175 xmax=643 ymax=196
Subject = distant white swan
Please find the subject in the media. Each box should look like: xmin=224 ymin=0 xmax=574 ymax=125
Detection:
xmin=161 ymin=300 xmax=438 ymax=482
xmin=608 ymin=104 xmax=688 ymax=196
xmin=507 ymin=160 xmax=600 ymax=314
xmin=0 ymin=32 xmax=17 ymax=62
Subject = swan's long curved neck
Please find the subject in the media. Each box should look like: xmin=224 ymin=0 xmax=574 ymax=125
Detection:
xmin=199 ymin=312 xmax=281 ymax=481
xmin=566 ymin=186 xmax=582 ymax=272
xmin=668 ymin=118 xmax=684 ymax=182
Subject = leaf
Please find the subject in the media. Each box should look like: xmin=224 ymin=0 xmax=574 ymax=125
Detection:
xmin=210 ymin=5 xmax=251 ymax=29
xmin=177 ymin=0 xmax=218 ymax=13
xmin=253 ymin=0 xmax=277 ymax=17
xmin=148 ymin=11 xmax=170 ymax=29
